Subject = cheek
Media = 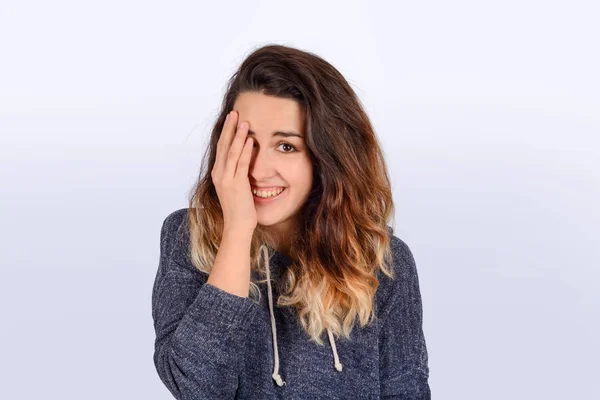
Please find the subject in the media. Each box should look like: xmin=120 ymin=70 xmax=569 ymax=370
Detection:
xmin=284 ymin=159 xmax=313 ymax=189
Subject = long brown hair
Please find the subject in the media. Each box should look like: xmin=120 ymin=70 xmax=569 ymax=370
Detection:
xmin=186 ymin=43 xmax=396 ymax=345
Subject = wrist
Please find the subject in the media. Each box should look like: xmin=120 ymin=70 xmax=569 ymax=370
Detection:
xmin=222 ymin=227 xmax=254 ymax=242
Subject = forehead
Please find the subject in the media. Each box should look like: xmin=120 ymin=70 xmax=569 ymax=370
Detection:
xmin=232 ymin=92 xmax=304 ymax=135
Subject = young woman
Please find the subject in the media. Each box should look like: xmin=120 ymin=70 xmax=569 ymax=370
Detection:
xmin=151 ymin=44 xmax=431 ymax=399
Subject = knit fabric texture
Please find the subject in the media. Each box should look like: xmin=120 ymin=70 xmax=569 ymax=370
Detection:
xmin=152 ymin=208 xmax=431 ymax=399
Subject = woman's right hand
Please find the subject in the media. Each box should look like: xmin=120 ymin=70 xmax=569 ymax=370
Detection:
xmin=211 ymin=110 xmax=257 ymax=236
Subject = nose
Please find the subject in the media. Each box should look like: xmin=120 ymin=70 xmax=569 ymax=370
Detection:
xmin=249 ymin=144 xmax=276 ymax=180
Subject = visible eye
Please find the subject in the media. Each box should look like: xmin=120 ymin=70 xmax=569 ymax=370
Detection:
xmin=276 ymin=142 xmax=298 ymax=154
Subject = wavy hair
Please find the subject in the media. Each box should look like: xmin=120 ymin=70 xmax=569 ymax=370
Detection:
xmin=186 ymin=43 xmax=396 ymax=345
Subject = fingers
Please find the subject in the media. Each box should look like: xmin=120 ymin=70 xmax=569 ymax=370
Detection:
xmin=223 ymin=119 xmax=250 ymax=179
xmin=236 ymin=136 xmax=254 ymax=178
xmin=214 ymin=111 xmax=238 ymax=179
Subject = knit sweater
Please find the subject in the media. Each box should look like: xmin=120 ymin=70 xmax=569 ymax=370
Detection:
xmin=151 ymin=208 xmax=431 ymax=399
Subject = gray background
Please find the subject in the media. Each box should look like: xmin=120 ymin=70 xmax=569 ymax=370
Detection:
xmin=1 ymin=0 xmax=598 ymax=398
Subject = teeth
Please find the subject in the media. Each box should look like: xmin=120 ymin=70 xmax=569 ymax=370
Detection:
xmin=252 ymin=187 xmax=284 ymax=198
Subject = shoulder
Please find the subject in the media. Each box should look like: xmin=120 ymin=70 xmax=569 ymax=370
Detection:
xmin=159 ymin=207 xmax=195 ymax=271
xmin=161 ymin=208 xmax=189 ymax=235
xmin=375 ymin=227 xmax=420 ymax=320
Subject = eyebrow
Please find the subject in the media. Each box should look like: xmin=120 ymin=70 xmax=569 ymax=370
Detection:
xmin=247 ymin=129 xmax=304 ymax=139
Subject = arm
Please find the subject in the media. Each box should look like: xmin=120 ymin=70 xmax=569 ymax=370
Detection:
xmin=379 ymin=238 xmax=431 ymax=399
xmin=151 ymin=209 xmax=258 ymax=399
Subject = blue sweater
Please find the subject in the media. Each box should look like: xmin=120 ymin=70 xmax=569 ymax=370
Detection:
xmin=152 ymin=208 xmax=431 ymax=399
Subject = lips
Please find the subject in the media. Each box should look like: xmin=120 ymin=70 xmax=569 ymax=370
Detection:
xmin=253 ymin=187 xmax=286 ymax=201
xmin=251 ymin=186 xmax=285 ymax=191
xmin=252 ymin=187 xmax=285 ymax=196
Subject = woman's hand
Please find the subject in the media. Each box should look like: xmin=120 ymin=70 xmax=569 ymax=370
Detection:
xmin=211 ymin=110 xmax=257 ymax=236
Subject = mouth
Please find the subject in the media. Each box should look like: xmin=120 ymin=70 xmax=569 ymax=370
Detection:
xmin=252 ymin=187 xmax=287 ymax=203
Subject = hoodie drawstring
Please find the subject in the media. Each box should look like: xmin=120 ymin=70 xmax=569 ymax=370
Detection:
xmin=327 ymin=329 xmax=344 ymax=372
xmin=260 ymin=245 xmax=343 ymax=387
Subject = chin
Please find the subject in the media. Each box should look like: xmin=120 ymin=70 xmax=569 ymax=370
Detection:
xmin=256 ymin=218 xmax=280 ymax=228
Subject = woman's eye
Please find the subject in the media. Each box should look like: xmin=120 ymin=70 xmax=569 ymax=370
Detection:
xmin=277 ymin=142 xmax=297 ymax=154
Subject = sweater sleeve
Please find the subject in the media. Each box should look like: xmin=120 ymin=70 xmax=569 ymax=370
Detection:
xmin=379 ymin=238 xmax=431 ymax=400
xmin=151 ymin=209 xmax=259 ymax=400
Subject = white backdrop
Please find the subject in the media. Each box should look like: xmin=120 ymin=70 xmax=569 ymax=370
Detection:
xmin=1 ymin=0 xmax=598 ymax=399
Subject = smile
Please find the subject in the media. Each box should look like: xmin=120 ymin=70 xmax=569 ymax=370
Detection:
xmin=253 ymin=187 xmax=286 ymax=203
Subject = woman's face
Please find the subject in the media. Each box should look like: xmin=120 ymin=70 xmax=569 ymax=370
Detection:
xmin=232 ymin=91 xmax=313 ymax=239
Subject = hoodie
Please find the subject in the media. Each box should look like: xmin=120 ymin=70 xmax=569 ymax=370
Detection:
xmin=152 ymin=208 xmax=431 ymax=399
